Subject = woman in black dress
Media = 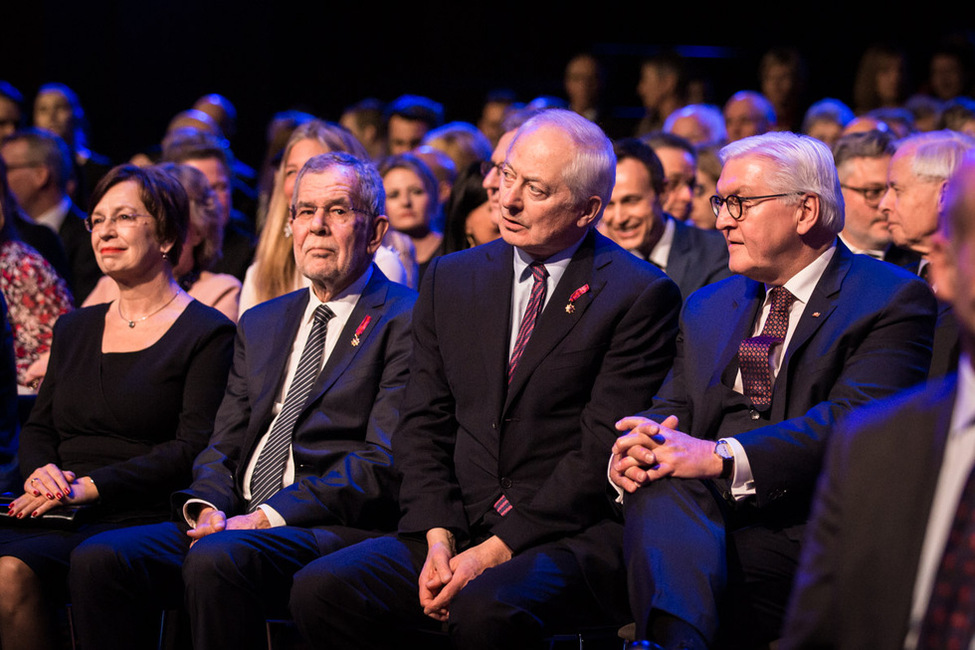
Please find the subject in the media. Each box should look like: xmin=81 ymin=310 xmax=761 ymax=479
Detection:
xmin=0 ymin=165 xmax=235 ymax=650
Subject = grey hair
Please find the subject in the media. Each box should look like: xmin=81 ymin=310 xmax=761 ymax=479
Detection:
xmin=720 ymin=131 xmax=844 ymax=235
xmin=897 ymin=130 xmax=975 ymax=182
xmin=509 ymin=108 xmax=615 ymax=215
xmin=292 ymin=152 xmax=385 ymax=219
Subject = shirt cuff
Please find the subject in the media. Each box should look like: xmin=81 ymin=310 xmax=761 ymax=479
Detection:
xmin=721 ymin=437 xmax=756 ymax=500
xmin=183 ymin=498 xmax=217 ymax=527
xmin=608 ymin=454 xmax=625 ymax=504
xmin=258 ymin=504 xmax=286 ymax=528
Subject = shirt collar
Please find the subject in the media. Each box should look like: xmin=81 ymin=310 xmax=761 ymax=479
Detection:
xmin=647 ymin=214 xmax=676 ymax=269
xmin=766 ymin=241 xmax=837 ymax=307
xmin=304 ymin=264 xmax=373 ymax=325
xmin=512 ymin=231 xmax=587 ymax=281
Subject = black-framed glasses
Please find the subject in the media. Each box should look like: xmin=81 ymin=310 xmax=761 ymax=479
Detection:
xmin=709 ymin=192 xmax=803 ymax=220
xmin=840 ymin=184 xmax=886 ymax=204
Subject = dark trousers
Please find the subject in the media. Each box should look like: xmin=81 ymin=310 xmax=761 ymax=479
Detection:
xmin=290 ymin=533 xmax=617 ymax=650
xmin=623 ymin=478 xmax=801 ymax=648
xmin=68 ymin=521 xmax=377 ymax=650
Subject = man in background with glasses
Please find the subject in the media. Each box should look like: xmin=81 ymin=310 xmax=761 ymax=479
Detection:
xmin=611 ymin=131 xmax=936 ymax=649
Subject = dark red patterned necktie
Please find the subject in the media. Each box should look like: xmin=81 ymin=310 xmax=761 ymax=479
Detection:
xmin=738 ymin=286 xmax=795 ymax=411
xmin=917 ymin=462 xmax=975 ymax=649
xmin=508 ymin=262 xmax=548 ymax=384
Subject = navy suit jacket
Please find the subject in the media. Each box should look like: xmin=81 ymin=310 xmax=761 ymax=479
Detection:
xmin=395 ymin=229 xmax=681 ymax=566
xmin=644 ymin=241 xmax=936 ymax=523
xmin=665 ymin=217 xmax=731 ymax=300
xmin=781 ymin=376 xmax=958 ymax=650
xmin=175 ymin=266 xmax=416 ymax=530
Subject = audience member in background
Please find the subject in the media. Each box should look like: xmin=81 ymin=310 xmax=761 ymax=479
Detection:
xmin=380 ymin=153 xmax=441 ymax=283
xmin=642 ymin=132 xmax=698 ymax=222
xmin=255 ymin=110 xmax=316 ymax=231
xmin=161 ymin=128 xmax=255 ymax=280
xmin=759 ymin=47 xmax=806 ymax=132
xmin=853 ymin=44 xmax=910 ymax=114
xmin=240 ymin=120 xmax=407 ymax=313
xmin=802 ymin=98 xmax=856 ymax=150
xmin=926 ymin=38 xmax=974 ymax=101
xmin=834 ymin=130 xmax=905 ymax=262
xmin=442 ymin=161 xmax=499 ymax=254
xmin=0 ymin=83 xmax=23 ymax=140
xmin=636 ymin=51 xmax=687 ymax=136
xmin=422 ymin=122 xmax=492 ymax=179
xmin=385 ymin=95 xmax=444 ymax=155
xmin=0 ymin=165 xmax=234 ymax=650
xmin=601 ymin=138 xmax=729 ymax=299
xmin=564 ymin=52 xmax=610 ymax=132
xmin=689 ymin=145 xmax=722 ymax=230
xmin=723 ymin=90 xmax=776 ymax=142
xmin=340 ymin=98 xmax=387 ymax=162
xmin=0 ymin=157 xmax=72 ymax=391
xmin=477 ymin=90 xmax=517 ymax=147
xmin=663 ymin=104 xmax=726 ymax=148
xmin=868 ymin=107 xmax=917 ymax=138
xmin=1 ymin=128 xmax=101 ymax=302
xmin=879 ymin=129 xmax=975 ymax=379
xmin=906 ymin=94 xmax=945 ymax=133
xmin=32 ymin=83 xmax=111 ymax=209
xmin=940 ymin=97 xmax=975 ymax=136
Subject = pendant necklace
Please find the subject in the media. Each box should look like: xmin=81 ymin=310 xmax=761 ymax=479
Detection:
xmin=118 ymin=289 xmax=181 ymax=328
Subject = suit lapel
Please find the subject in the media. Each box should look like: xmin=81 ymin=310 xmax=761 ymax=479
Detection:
xmin=473 ymin=242 xmax=515 ymax=421
xmin=503 ymin=231 xmax=600 ymax=414
xmin=712 ymin=277 xmax=764 ymax=389
xmin=665 ymin=219 xmax=692 ymax=290
xmin=300 ymin=267 xmax=388 ymax=413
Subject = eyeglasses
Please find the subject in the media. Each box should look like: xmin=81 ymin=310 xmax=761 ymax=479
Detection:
xmin=85 ymin=212 xmax=154 ymax=233
xmin=479 ymin=160 xmax=503 ymax=178
xmin=289 ymin=204 xmax=370 ymax=227
xmin=841 ymin=184 xmax=886 ymax=204
xmin=709 ymin=192 xmax=803 ymax=220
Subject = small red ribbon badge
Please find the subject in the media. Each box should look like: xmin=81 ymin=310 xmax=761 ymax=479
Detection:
xmin=351 ymin=315 xmax=371 ymax=346
xmin=565 ymin=284 xmax=590 ymax=314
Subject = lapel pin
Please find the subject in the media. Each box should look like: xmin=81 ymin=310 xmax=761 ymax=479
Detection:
xmin=812 ymin=312 xmax=821 ymax=318
xmin=351 ymin=315 xmax=371 ymax=347
xmin=565 ymin=284 xmax=590 ymax=314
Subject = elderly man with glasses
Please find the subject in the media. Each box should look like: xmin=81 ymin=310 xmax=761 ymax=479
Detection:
xmin=611 ymin=131 xmax=937 ymax=650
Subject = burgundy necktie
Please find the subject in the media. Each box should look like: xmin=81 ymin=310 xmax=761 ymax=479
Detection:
xmin=738 ymin=286 xmax=795 ymax=411
xmin=917 ymin=462 xmax=975 ymax=649
xmin=508 ymin=262 xmax=548 ymax=384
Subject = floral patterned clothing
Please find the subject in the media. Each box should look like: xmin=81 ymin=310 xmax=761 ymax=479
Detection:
xmin=0 ymin=239 xmax=73 ymax=385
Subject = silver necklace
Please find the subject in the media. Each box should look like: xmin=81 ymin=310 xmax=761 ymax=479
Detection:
xmin=118 ymin=289 xmax=181 ymax=328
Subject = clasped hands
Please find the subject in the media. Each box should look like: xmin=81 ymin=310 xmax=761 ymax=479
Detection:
xmin=186 ymin=506 xmax=270 ymax=546
xmin=610 ymin=415 xmax=723 ymax=493
xmin=7 ymin=463 xmax=99 ymax=519
xmin=418 ymin=527 xmax=512 ymax=622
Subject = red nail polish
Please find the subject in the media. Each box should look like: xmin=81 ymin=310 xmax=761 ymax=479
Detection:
xmin=55 ymin=493 xmax=62 ymax=499
xmin=16 ymin=513 xmax=24 ymax=519
xmin=32 ymin=490 xmax=40 ymax=496
xmin=46 ymin=493 xmax=53 ymax=499
xmin=31 ymin=511 xmax=38 ymax=518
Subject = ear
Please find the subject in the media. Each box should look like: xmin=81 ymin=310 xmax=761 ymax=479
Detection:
xmin=795 ymin=193 xmax=822 ymax=236
xmin=577 ymin=195 xmax=602 ymax=228
xmin=928 ymin=230 xmax=954 ymax=303
xmin=366 ymin=215 xmax=389 ymax=254
xmin=937 ymin=179 xmax=950 ymax=213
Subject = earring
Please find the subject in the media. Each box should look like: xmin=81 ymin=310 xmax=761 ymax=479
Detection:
xmin=283 ymin=223 xmax=293 ymax=238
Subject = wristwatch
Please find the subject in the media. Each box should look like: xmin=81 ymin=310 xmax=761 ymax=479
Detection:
xmin=714 ymin=440 xmax=734 ymax=480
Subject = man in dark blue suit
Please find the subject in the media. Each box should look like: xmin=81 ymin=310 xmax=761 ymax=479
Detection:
xmin=611 ymin=132 xmax=937 ymax=649
xmin=67 ymin=152 xmax=416 ymax=650
xmin=289 ymin=109 xmax=682 ymax=649
xmin=780 ymin=152 xmax=975 ymax=650
xmin=601 ymin=138 xmax=729 ymax=300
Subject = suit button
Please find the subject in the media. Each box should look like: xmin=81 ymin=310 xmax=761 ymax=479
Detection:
xmin=501 ymin=477 xmax=513 ymax=489
xmin=492 ymin=422 xmax=498 ymax=430
xmin=749 ymin=409 xmax=760 ymax=420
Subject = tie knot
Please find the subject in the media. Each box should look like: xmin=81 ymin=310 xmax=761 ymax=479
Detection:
xmin=768 ymin=287 xmax=795 ymax=314
xmin=530 ymin=262 xmax=548 ymax=283
xmin=313 ymin=304 xmax=336 ymax=325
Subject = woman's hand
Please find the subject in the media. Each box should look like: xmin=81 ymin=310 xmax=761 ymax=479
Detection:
xmin=23 ymin=463 xmax=75 ymax=501
xmin=7 ymin=469 xmax=100 ymax=519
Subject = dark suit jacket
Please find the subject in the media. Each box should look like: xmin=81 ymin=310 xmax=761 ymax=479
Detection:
xmin=395 ymin=230 xmax=681 ymax=571
xmin=175 ymin=266 xmax=416 ymax=530
xmin=59 ymin=201 xmax=102 ymax=304
xmin=644 ymin=241 xmax=937 ymax=523
xmin=780 ymin=376 xmax=958 ymax=650
xmin=665 ymin=216 xmax=731 ymax=300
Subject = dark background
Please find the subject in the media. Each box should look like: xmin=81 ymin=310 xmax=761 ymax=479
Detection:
xmin=2 ymin=2 xmax=968 ymax=169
